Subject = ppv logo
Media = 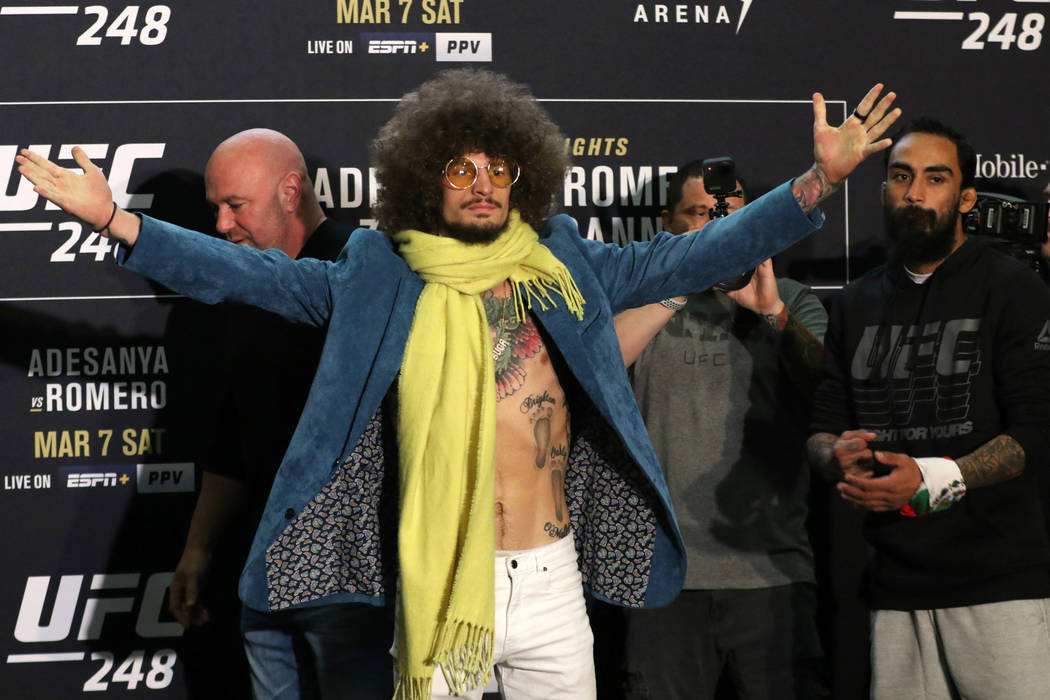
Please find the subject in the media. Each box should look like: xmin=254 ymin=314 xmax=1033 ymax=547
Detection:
xmin=365 ymin=33 xmax=431 ymax=54
xmin=136 ymin=462 xmax=194 ymax=493
xmin=61 ymin=467 xmax=130 ymax=488
xmin=13 ymin=572 xmax=182 ymax=643
xmin=436 ymin=33 xmax=492 ymax=62
xmin=0 ymin=143 xmax=165 ymax=212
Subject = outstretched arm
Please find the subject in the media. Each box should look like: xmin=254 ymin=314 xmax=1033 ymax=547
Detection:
xmin=588 ymin=84 xmax=901 ymax=312
xmin=613 ymin=299 xmax=681 ymax=367
xmin=17 ymin=146 xmax=341 ymax=327
xmin=791 ymin=83 xmax=901 ymax=213
xmin=17 ymin=147 xmax=142 ymax=245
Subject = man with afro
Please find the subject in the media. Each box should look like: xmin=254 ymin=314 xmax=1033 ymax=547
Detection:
xmin=18 ymin=69 xmax=899 ymax=699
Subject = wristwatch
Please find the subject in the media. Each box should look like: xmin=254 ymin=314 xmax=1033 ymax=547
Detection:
xmin=659 ymin=297 xmax=687 ymax=312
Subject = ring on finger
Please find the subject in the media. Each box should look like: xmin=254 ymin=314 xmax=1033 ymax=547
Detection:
xmin=852 ymin=109 xmax=870 ymax=123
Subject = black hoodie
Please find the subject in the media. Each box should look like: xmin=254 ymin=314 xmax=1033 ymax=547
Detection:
xmin=813 ymin=238 xmax=1050 ymax=609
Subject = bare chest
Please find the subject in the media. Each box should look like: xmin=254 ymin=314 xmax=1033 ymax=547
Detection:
xmin=485 ymin=286 xmax=572 ymax=548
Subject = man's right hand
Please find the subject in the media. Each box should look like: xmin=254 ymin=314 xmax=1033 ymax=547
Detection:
xmin=16 ymin=147 xmax=141 ymax=245
xmin=168 ymin=548 xmax=212 ymax=628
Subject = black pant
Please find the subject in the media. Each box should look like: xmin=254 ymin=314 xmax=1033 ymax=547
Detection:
xmin=617 ymin=584 xmax=828 ymax=700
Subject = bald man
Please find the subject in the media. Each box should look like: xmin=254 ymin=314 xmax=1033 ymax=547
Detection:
xmin=203 ymin=129 xmax=324 ymax=253
xmin=168 ymin=129 xmax=394 ymax=699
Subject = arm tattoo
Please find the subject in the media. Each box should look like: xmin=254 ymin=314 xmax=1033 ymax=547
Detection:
xmin=807 ymin=432 xmax=841 ymax=481
xmin=791 ymin=164 xmax=840 ymax=214
xmin=761 ymin=306 xmax=788 ymax=331
xmin=956 ymin=434 xmax=1025 ymax=489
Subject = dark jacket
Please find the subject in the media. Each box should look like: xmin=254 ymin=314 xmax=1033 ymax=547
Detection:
xmin=813 ymin=238 xmax=1050 ymax=609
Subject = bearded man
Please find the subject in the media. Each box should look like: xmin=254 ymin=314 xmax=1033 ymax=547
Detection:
xmin=807 ymin=117 xmax=1050 ymax=699
xmin=18 ymin=69 xmax=897 ymax=700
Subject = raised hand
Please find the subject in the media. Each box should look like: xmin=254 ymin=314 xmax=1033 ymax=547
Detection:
xmin=792 ymin=84 xmax=901 ymax=213
xmin=18 ymin=147 xmax=142 ymax=245
xmin=17 ymin=147 xmax=115 ymax=229
xmin=726 ymin=259 xmax=783 ymax=317
xmin=813 ymin=83 xmax=900 ymax=184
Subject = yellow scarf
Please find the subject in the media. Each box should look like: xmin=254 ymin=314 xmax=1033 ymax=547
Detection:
xmin=391 ymin=211 xmax=585 ymax=699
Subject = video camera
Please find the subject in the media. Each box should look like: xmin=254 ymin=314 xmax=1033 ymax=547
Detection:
xmin=964 ymin=192 xmax=1050 ymax=280
xmin=701 ymin=157 xmax=753 ymax=292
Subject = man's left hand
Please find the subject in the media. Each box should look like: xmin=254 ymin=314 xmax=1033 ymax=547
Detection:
xmin=837 ymin=450 xmax=922 ymax=512
xmin=813 ymin=84 xmax=901 ymax=184
xmin=726 ymin=259 xmax=783 ymax=317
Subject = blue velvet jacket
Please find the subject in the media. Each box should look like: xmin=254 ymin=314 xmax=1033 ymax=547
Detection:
xmin=120 ymin=182 xmax=822 ymax=612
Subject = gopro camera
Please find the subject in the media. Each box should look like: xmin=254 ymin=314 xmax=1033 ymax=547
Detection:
xmin=701 ymin=157 xmax=753 ymax=292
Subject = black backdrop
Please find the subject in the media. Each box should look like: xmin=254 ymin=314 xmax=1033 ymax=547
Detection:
xmin=2 ymin=1 xmax=1048 ymax=697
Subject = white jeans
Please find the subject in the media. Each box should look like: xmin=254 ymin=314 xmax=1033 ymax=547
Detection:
xmin=430 ymin=533 xmax=596 ymax=700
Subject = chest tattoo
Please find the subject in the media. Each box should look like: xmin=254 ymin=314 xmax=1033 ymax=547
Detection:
xmin=484 ymin=292 xmax=544 ymax=400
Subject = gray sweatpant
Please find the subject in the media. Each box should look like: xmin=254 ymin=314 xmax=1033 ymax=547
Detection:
xmin=871 ymin=599 xmax=1050 ymax=699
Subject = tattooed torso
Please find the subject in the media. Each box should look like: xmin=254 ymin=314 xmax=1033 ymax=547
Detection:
xmin=485 ymin=281 xmax=571 ymax=550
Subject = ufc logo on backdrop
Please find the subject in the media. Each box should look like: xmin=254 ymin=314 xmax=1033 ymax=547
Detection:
xmin=1 ymin=143 xmax=165 ymax=211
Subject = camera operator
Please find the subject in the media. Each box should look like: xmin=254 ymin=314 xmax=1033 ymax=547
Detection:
xmin=611 ymin=160 xmax=829 ymax=700
xmin=807 ymin=118 xmax=1050 ymax=699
